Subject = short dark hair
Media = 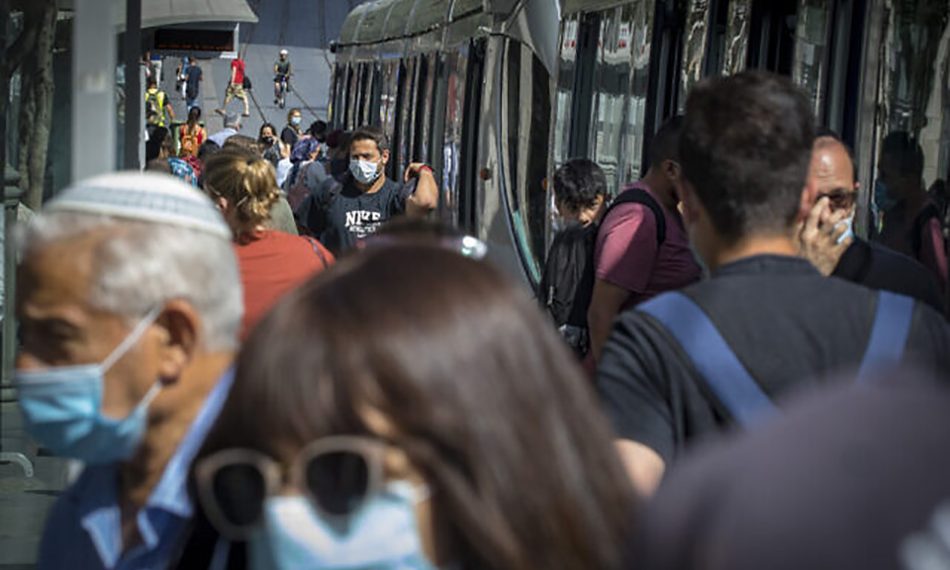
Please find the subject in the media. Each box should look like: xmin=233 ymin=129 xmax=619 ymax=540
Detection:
xmin=308 ymin=120 xmax=328 ymax=141
xmin=680 ymin=71 xmax=815 ymax=243
xmin=350 ymin=125 xmax=389 ymax=153
xmin=815 ymin=127 xmax=857 ymax=182
xmin=649 ymin=116 xmax=684 ymax=168
xmin=881 ymin=131 xmax=924 ymax=178
xmin=553 ymin=159 xmax=607 ymax=211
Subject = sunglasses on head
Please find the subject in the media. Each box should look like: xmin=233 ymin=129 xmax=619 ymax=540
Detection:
xmin=195 ymin=436 xmax=389 ymax=540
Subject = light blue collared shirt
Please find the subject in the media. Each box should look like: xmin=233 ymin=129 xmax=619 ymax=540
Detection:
xmin=37 ymin=368 xmax=235 ymax=570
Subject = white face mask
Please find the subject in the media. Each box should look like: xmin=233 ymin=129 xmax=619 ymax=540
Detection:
xmin=350 ymin=159 xmax=381 ymax=185
xmin=835 ymin=213 xmax=856 ymax=245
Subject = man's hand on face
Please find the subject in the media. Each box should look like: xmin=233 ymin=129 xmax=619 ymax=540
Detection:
xmin=798 ymin=196 xmax=853 ymax=276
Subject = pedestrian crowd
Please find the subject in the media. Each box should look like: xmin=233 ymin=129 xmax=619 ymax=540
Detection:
xmin=13 ymin=69 xmax=950 ymax=570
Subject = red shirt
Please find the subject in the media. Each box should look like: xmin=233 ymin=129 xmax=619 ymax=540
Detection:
xmin=230 ymin=58 xmax=246 ymax=85
xmin=235 ymin=230 xmax=333 ymax=340
xmin=594 ymin=182 xmax=702 ymax=307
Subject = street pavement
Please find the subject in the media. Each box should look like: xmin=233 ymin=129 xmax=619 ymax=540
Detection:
xmin=0 ymin=402 xmax=69 ymax=568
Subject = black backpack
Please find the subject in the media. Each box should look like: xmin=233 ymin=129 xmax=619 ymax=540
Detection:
xmin=539 ymin=187 xmax=667 ymax=357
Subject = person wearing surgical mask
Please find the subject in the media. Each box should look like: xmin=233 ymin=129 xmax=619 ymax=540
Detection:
xmin=17 ymin=172 xmax=242 ymax=570
xmin=295 ymin=125 xmax=438 ymax=254
xmin=281 ymin=108 xmax=304 ymax=149
xmin=797 ymin=130 xmax=944 ymax=313
xmin=172 ymin=244 xmax=636 ymax=570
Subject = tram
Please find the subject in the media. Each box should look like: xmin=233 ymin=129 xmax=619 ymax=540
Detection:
xmin=330 ymin=0 xmax=950 ymax=288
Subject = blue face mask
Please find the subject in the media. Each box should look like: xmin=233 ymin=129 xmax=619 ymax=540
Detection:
xmin=15 ymin=307 xmax=162 ymax=464
xmin=836 ymin=214 xmax=855 ymax=245
xmin=249 ymin=480 xmax=438 ymax=570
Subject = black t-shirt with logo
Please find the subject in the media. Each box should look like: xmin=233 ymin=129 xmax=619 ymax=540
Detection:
xmin=300 ymin=173 xmax=415 ymax=254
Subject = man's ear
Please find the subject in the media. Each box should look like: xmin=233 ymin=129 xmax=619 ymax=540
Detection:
xmin=380 ymin=148 xmax=390 ymax=166
xmin=153 ymin=300 xmax=200 ymax=385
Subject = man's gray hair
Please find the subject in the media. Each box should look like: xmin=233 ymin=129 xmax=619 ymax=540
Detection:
xmin=19 ymin=212 xmax=243 ymax=351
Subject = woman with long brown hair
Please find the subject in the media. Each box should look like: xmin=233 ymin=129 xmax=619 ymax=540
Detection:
xmin=202 ymin=149 xmax=332 ymax=340
xmin=175 ymin=243 xmax=636 ymax=569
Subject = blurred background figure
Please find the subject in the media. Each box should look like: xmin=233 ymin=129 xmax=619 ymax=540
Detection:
xmin=636 ymin=370 xmax=950 ymax=570
xmin=175 ymin=245 xmax=635 ymax=570
xmin=179 ymin=106 xmax=207 ymax=159
xmin=16 ymin=172 xmax=241 ymax=569
xmin=281 ymin=108 xmax=303 ymax=147
xmin=798 ymin=130 xmax=944 ymax=313
xmin=202 ymin=149 xmax=332 ymax=340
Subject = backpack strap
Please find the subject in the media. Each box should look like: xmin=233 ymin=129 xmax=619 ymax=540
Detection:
xmin=605 ymin=187 xmax=667 ymax=246
xmin=639 ymin=292 xmax=776 ymax=427
xmin=857 ymin=291 xmax=914 ymax=382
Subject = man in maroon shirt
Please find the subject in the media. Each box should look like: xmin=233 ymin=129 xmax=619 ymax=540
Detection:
xmin=587 ymin=117 xmax=702 ymax=361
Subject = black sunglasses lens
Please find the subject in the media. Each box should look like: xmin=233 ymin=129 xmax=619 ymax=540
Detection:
xmin=211 ymin=463 xmax=267 ymax=529
xmin=306 ymin=450 xmax=371 ymax=516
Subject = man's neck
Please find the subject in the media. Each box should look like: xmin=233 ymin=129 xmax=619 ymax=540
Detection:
xmin=641 ymin=169 xmax=677 ymax=211
xmin=118 ymin=352 xmax=232 ymax=514
xmin=707 ymin=234 xmax=799 ymax=272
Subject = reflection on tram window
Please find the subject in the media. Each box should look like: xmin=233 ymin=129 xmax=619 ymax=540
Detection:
xmin=441 ymin=48 xmax=468 ymax=226
xmin=503 ymin=41 xmax=551 ymax=283
xmin=867 ymin=0 xmax=950 ymax=293
xmin=723 ymin=0 xmax=752 ymax=75
xmin=792 ymin=0 xmax=831 ymax=115
xmin=554 ymin=14 xmax=580 ymax=168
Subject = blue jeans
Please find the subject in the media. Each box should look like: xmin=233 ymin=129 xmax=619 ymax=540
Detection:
xmin=186 ymin=96 xmax=199 ymax=110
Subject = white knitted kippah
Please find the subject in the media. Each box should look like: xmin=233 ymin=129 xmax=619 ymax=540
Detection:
xmin=45 ymin=171 xmax=230 ymax=239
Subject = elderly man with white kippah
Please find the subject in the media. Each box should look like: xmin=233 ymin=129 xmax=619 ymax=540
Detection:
xmin=14 ymin=172 xmax=242 ymax=569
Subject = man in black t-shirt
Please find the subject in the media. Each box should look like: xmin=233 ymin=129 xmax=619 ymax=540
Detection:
xmin=596 ymin=71 xmax=950 ymax=496
xmin=798 ymin=131 xmax=945 ymax=313
xmin=296 ymin=126 xmax=438 ymax=253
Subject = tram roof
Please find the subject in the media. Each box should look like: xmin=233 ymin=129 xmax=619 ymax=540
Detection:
xmin=337 ymin=0 xmax=503 ymax=45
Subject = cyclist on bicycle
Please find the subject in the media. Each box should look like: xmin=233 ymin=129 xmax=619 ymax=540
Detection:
xmin=274 ymin=49 xmax=292 ymax=107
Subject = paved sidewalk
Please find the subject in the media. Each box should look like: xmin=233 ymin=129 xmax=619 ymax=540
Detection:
xmin=0 ymin=402 xmax=69 ymax=568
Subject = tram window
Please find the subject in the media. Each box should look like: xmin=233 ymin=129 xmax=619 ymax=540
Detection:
xmin=554 ymin=14 xmax=580 ymax=168
xmin=703 ymin=0 xmax=731 ymax=77
xmin=866 ymin=0 xmax=950 ymax=244
xmin=440 ymin=49 xmax=468 ymax=226
xmin=367 ymin=63 xmax=383 ymax=127
xmin=747 ymin=0 xmax=797 ymax=74
xmin=459 ymin=39 xmax=486 ymax=233
xmin=379 ymin=61 xmax=399 ymax=135
xmin=357 ymin=63 xmax=372 ymax=126
xmin=413 ymin=55 xmax=436 ymax=163
xmin=591 ymin=3 xmax=655 ymax=194
xmin=396 ymin=58 xmax=416 ymax=175
xmin=329 ymin=66 xmax=343 ymax=127
xmin=791 ymin=0 xmax=831 ymax=116
xmin=390 ymin=60 xmax=408 ymax=178
xmin=502 ymin=40 xmax=552 ymax=285
xmin=346 ymin=64 xmax=360 ymax=130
